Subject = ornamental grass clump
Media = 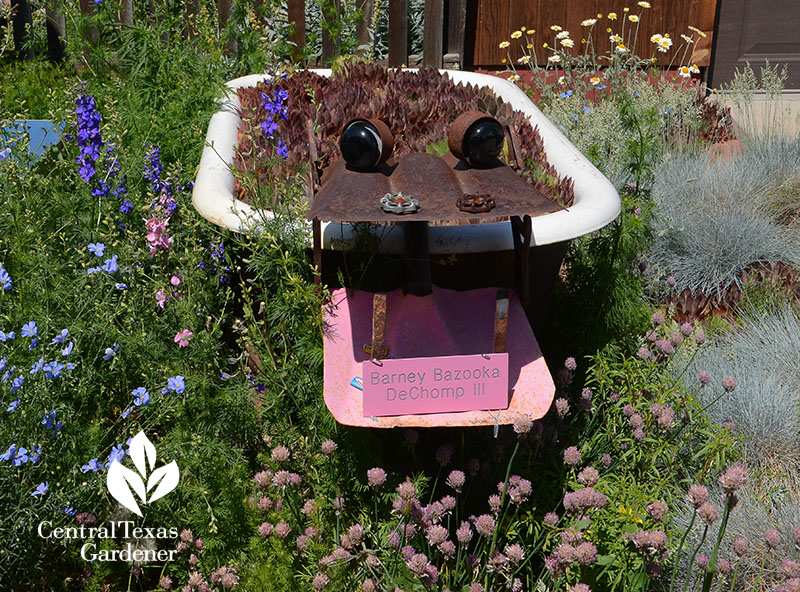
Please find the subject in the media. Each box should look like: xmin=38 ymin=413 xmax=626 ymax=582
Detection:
xmin=648 ymin=139 xmax=800 ymax=300
xmin=675 ymin=303 xmax=800 ymax=471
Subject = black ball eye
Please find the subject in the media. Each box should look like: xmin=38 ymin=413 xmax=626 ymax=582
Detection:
xmin=462 ymin=118 xmax=504 ymax=167
xmin=448 ymin=112 xmax=505 ymax=168
xmin=340 ymin=120 xmax=383 ymax=171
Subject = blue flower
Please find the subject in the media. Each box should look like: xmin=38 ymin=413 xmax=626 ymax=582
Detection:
xmin=21 ymin=321 xmax=37 ymax=337
xmin=0 ymin=331 xmax=15 ymax=341
xmin=0 ymin=147 xmax=10 ymax=161
xmin=276 ymin=140 xmax=288 ymax=159
xmin=43 ymin=361 xmax=64 ymax=379
xmin=30 ymin=358 xmax=45 ymax=374
xmin=120 ymin=405 xmax=134 ymax=419
xmin=87 ymin=267 xmax=100 ymax=275
xmin=597 ymin=85 xmax=607 ymax=90
xmin=132 ymin=387 xmax=150 ymax=406
xmin=81 ymin=458 xmax=103 ymax=473
xmin=106 ymin=444 xmax=125 ymax=467
xmin=65 ymin=362 xmax=76 ymax=371
xmin=29 ymin=337 xmax=39 ymax=350
xmin=12 ymin=446 xmax=28 ymax=466
xmin=560 ymin=90 xmax=574 ymax=99
xmin=10 ymin=375 xmax=24 ymax=393
xmin=166 ymin=375 xmax=185 ymax=394
xmin=42 ymin=411 xmax=63 ymax=436
xmin=102 ymin=343 xmax=119 ymax=360
xmin=31 ymin=482 xmax=49 ymax=496
xmin=7 ymin=398 xmax=20 ymax=412
xmin=115 ymin=283 xmax=128 ymax=291
xmin=261 ymin=117 xmax=278 ymax=137
xmin=61 ymin=342 xmax=74 ymax=356
xmin=0 ymin=444 xmax=16 ymax=462
xmin=50 ymin=329 xmax=69 ymax=344
xmin=88 ymin=243 xmax=105 ymax=257
xmin=101 ymin=255 xmax=118 ymax=273
xmin=29 ymin=446 xmax=41 ymax=463
xmin=143 ymin=145 xmax=166 ymax=193
xmin=0 ymin=263 xmax=12 ymax=290
xmin=0 ymin=357 xmax=5 ymax=371
xmin=62 ymin=505 xmax=76 ymax=516
xmin=119 ymin=199 xmax=133 ymax=214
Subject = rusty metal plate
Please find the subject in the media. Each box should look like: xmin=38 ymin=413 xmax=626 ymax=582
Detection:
xmin=308 ymin=152 xmax=562 ymax=225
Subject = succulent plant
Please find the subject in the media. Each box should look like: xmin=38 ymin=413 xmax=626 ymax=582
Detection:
xmin=233 ymin=65 xmax=575 ymax=207
xmin=668 ymin=261 xmax=800 ymax=323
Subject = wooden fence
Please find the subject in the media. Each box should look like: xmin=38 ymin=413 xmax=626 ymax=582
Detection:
xmin=9 ymin=0 xmax=714 ymax=70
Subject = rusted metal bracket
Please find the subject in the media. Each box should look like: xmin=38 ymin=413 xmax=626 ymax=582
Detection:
xmin=312 ymin=218 xmax=322 ymax=288
xmin=510 ymin=215 xmax=532 ymax=306
xmin=505 ymin=124 xmax=525 ymax=171
xmin=493 ymin=288 xmax=509 ymax=353
xmin=368 ymin=293 xmax=388 ymax=361
xmin=306 ymin=119 xmax=321 ymax=191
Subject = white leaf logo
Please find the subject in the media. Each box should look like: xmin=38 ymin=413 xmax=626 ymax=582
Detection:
xmin=106 ymin=431 xmax=180 ymax=516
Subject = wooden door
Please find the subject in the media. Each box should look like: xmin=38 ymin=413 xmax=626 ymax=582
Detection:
xmin=710 ymin=0 xmax=800 ymax=89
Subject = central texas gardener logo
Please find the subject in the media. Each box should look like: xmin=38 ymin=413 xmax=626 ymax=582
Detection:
xmin=106 ymin=431 xmax=179 ymax=516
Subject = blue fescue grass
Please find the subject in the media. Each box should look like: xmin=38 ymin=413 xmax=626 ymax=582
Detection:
xmin=648 ymin=139 xmax=800 ymax=297
xmin=678 ymin=303 xmax=800 ymax=468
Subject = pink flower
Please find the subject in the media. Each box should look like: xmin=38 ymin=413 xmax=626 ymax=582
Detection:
xmin=563 ymin=446 xmax=581 ymax=467
xmin=170 ymin=275 xmax=181 ymax=286
xmin=144 ymin=217 xmax=172 ymax=257
xmin=174 ymin=329 xmax=193 ymax=347
xmin=156 ymin=289 xmax=167 ymax=308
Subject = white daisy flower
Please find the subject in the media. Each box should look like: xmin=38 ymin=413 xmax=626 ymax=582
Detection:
xmin=561 ymin=38 xmax=574 ymax=48
xmin=581 ymin=19 xmax=597 ymax=26
xmin=678 ymin=66 xmax=691 ymax=77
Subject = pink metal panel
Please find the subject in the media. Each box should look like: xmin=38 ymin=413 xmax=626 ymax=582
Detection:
xmin=322 ymin=286 xmax=555 ymax=427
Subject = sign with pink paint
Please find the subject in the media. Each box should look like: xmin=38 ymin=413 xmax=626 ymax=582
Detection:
xmin=362 ymin=353 xmax=509 ymax=417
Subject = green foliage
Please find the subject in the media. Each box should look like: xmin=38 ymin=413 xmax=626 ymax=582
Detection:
xmin=0 ymin=93 xmax=261 ymax=588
